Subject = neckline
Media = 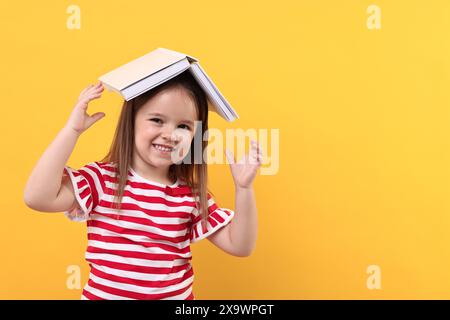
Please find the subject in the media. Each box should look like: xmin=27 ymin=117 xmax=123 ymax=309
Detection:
xmin=128 ymin=167 xmax=179 ymax=188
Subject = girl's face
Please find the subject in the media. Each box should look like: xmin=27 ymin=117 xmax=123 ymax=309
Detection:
xmin=133 ymin=87 xmax=198 ymax=170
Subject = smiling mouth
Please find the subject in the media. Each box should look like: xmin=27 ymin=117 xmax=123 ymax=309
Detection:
xmin=152 ymin=144 xmax=174 ymax=153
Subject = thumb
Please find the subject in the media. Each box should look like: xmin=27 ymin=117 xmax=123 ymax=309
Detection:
xmin=85 ymin=112 xmax=105 ymax=129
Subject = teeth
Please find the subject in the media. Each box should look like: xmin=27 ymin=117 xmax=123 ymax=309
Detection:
xmin=153 ymin=144 xmax=173 ymax=152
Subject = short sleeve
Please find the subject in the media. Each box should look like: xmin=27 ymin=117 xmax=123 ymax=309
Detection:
xmin=63 ymin=162 xmax=105 ymax=222
xmin=190 ymin=193 xmax=235 ymax=243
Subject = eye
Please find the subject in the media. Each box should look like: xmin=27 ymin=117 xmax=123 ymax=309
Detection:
xmin=149 ymin=118 xmax=163 ymax=124
xmin=178 ymin=124 xmax=191 ymax=130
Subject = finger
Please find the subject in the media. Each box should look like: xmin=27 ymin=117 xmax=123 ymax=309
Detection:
xmin=87 ymin=86 xmax=103 ymax=96
xmin=92 ymin=85 xmax=104 ymax=92
xmin=251 ymin=149 xmax=263 ymax=164
xmin=257 ymin=148 xmax=263 ymax=158
xmin=225 ymin=149 xmax=235 ymax=165
xmin=89 ymin=88 xmax=103 ymax=96
xmin=87 ymin=82 xmax=103 ymax=91
xmin=81 ymin=96 xmax=100 ymax=105
xmin=254 ymin=142 xmax=263 ymax=157
xmin=79 ymin=87 xmax=89 ymax=96
xmin=256 ymin=153 xmax=263 ymax=163
xmin=255 ymin=141 xmax=261 ymax=152
xmin=248 ymin=152 xmax=258 ymax=164
xmin=246 ymin=146 xmax=259 ymax=164
xmin=249 ymin=145 xmax=262 ymax=163
xmin=85 ymin=112 xmax=106 ymax=129
xmin=89 ymin=92 xmax=103 ymax=100
xmin=92 ymin=111 xmax=106 ymax=119
xmin=87 ymin=82 xmax=101 ymax=91
xmin=249 ymin=152 xmax=261 ymax=165
xmin=79 ymin=85 xmax=93 ymax=98
xmin=250 ymin=140 xmax=261 ymax=153
xmin=93 ymin=83 xmax=104 ymax=91
xmin=250 ymin=142 xmax=259 ymax=152
xmin=249 ymin=143 xmax=260 ymax=158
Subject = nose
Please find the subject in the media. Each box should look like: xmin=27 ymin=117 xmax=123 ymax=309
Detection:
xmin=161 ymin=126 xmax=180 ymax=143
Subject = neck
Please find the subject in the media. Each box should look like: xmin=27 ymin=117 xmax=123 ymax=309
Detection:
xmin=131 ymin=154 xmax=174 ymax=185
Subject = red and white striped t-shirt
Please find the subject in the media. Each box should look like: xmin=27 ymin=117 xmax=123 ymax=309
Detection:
xmin=63 ymin=161 xmax=234 ymax=300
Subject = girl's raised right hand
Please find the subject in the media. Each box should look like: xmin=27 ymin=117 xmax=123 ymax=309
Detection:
xmin=65 ymin=82 xmax=105 ymax=135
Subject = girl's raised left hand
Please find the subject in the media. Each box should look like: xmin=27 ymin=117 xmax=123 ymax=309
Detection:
xmin=225 ymin=139 xmax=263 ymax=189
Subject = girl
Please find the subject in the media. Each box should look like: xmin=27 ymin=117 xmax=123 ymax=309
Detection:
xmin=24 ymin=71 xmax=262 ymax=300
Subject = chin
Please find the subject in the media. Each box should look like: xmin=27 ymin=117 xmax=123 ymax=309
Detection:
xmin=148 ymin=156 xmax=172 ymax=167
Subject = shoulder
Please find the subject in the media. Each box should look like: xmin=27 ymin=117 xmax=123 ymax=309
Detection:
xmin=77 ymin=161 xmax=118 ymax=186
xmin=93 ymin=161 xmax=116 ymax=171
xmin=90 ymin=161 xmax=119 ymax=177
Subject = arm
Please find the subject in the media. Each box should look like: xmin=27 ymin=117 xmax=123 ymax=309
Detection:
xmin=207 ymin=140 xmax=263 ymax=257
xmin=208 ymin=186 xmax=258 ymax=257
xmin=229 ymin=186 xmax=258 ymax=256
xmin=24 ymin=126 xmax=81 ymax=211
xmin=23 ymin=82 xmax=105 ymax=212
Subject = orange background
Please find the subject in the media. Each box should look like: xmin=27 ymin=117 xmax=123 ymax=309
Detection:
xmin=1 ymin=0 xmax=450 ymax=299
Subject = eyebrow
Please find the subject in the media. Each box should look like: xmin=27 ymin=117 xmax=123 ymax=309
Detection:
xmin=147 ymin=112 xmax=195 ymax=125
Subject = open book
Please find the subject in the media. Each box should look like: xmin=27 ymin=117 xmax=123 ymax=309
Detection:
xmin=98 ymin=47 xmax=238 ymax=122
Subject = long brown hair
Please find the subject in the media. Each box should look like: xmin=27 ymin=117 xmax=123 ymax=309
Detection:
xmin=100 ymin=71 xmax=211 ymax=226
